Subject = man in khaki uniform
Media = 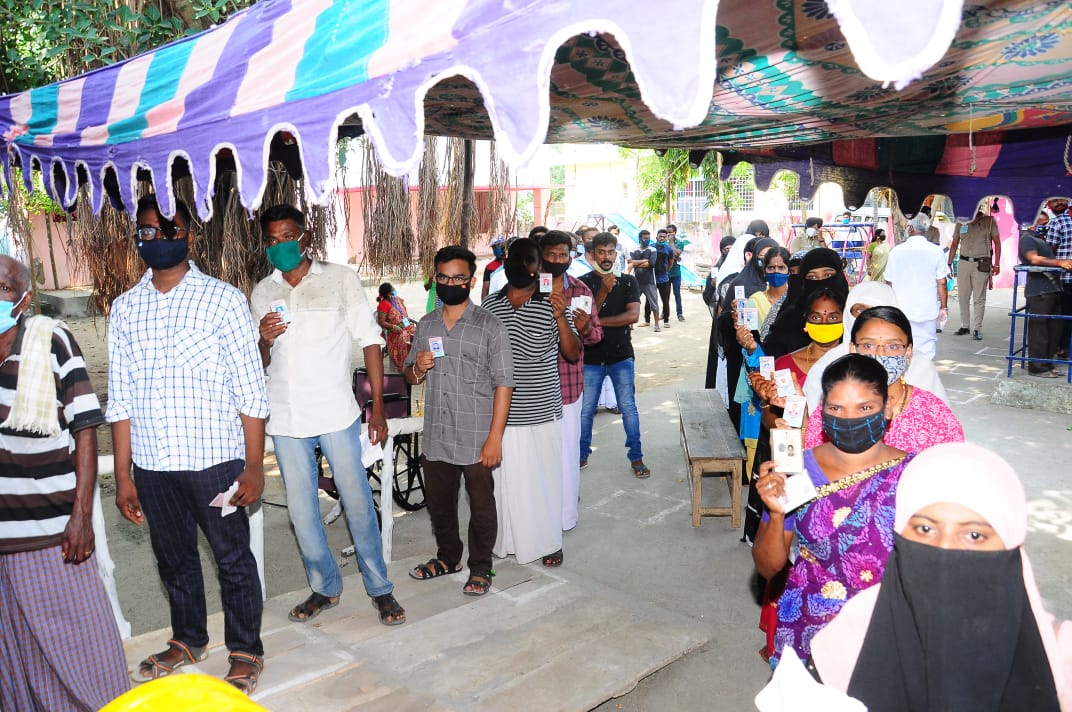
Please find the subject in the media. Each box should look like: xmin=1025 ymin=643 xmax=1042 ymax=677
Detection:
xmin=948 ymin=210 xmax=1001 ymax=340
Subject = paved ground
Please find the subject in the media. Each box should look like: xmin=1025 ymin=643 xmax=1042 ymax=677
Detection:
xmin=71 ymin=281 xmax=1072 ymax=710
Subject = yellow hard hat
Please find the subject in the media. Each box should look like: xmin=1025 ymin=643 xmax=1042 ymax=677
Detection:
xmin=101 ymin=674 xmax=268 ymax=711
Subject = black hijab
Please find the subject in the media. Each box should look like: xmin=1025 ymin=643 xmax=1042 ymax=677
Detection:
xmin=719 ymin=237 xmax=779 ymax=313
xmin=761 ymin=247 xmax=849 ymax=357
xmin=847 ymin=534 xmax=1059 ymax=712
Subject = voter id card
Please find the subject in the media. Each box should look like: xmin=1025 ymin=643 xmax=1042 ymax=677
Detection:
xmin=771 ymin=428 xmax=804 ymax=474
xmin=759 ymin=356 xmax=775 ymax=379
xmin=539 ymin=273 xmax=553 ymax=292
xmin=779 ymin=473 xmax=818 ymax=512
xmin=269 ymin=299 xmax=290 ymax=324
xmin=570 ymin=295 xmax=592 ymax=314
xmin=428 ymin=336 xmax=445 ymax=358
xmin=734 ymin=285 xmax=745 ymax=301
xmin=774 ymin=369 xmax=796 ymax=397
xmin=783 ymin=395 xmax=807 ymax=429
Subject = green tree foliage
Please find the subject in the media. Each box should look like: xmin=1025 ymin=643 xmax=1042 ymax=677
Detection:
xmin=0 ymin=0 xmax=254 ymax=94
xmin=625 ymin=148 xmax=757 ymax=228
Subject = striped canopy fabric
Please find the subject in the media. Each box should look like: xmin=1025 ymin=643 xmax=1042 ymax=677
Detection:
xmin=2 ymin=0 xmax=1071 ymax=218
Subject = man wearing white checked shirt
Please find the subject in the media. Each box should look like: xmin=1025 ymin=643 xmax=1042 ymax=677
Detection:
xmin=108 ymin=195 xmax=268 ymax=692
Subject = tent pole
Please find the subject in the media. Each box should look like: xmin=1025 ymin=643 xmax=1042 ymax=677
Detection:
xmin=460 ymin=139 xmax=475 ymax=248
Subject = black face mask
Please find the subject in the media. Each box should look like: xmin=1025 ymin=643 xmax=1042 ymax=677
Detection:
xmin=437 ymin=282 xmax=470 ymax=306
xmin=544 ymin=261 xmax=569 ymax=278
xmin=505 ymin=263 xmax=537 ymax=289
xmin=821 ymin=411 xmax=887 ymax=454
xmin=137 ymin=238 xmax=189 ymax=270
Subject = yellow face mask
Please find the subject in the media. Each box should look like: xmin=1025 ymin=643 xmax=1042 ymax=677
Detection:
xmin=805 ymin=321 xmax=844 ymax=345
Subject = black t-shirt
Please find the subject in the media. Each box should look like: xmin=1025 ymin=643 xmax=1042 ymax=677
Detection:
xmin=579 ymin=272 xmax=641 ymax=364
xmin=630 ymin=246 xmax=656 ymax=285
xmin=1018 ymin=231 xmax=1062 ymax=298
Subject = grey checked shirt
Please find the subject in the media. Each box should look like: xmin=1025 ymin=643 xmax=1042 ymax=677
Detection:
xmin=405 ymin=303 xmax=514 ymax=465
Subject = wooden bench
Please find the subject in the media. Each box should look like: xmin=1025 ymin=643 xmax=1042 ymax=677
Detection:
xmin=677 ymin=389 xmax=747 ymax=528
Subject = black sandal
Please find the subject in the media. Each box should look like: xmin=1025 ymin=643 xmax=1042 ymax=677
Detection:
xmin=287 ymin=592 xmax=339 ymax=623
xmin=463 ymin=571 xmax=493 ymax=597
xmin=408 ymin=558 xmax=462 ymax=581
xmin=224 ymin=652 xmax=263 ymax=696
xmin=541 ymin=549 xmax=564 ymax=567
xmin=372 ymin=593 xmax=406 ymax=626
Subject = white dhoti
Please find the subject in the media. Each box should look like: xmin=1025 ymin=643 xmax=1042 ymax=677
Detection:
xmin=598 ymin=376 xmax=617 ymax=409
xmin=909 ymin=318 xmax=938 ymax=360
xmin=494 ymin=419 xmax=563 ymax=564
xmin=560 ymin=397 xmax=582 ymax=531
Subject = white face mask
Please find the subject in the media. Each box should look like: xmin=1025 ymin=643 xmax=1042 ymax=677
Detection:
xmin=805 ymin=227 xmax=818 ymax=237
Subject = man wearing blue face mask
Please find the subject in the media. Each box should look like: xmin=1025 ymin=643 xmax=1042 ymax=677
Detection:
xmin=108 ymin=195 xmax=269 ymax=693
xmin=250 ymin=204 xmax=405 ymax=629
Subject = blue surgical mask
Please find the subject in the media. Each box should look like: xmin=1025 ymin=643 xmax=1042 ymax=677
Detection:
xmin=0 ymin=292 xmax=28 ymax=335
xmin=765 ymin=272 xmax=789 ymax=287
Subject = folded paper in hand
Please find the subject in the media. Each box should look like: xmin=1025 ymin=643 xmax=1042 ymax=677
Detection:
xmin=209 ymin=481 xmax=241 ymax=517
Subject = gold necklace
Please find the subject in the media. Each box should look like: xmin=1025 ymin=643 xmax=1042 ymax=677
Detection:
xmin=890 ymin=379 xmax=911 ymax=419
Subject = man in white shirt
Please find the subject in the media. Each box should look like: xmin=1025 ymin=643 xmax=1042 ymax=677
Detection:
xmin=884 ymin=214 xmax=950 ymax=360
xmin=251 ymin=204 xmax=404 ymax=627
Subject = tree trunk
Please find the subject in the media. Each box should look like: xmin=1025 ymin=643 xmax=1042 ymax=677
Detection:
xmin=459 ymin=139 xmax=475 ymax=249
xmin=44 ymin=214 xmax=60 ymax=289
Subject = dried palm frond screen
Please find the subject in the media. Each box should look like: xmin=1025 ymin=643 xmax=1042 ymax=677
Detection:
xmin=416 ymin=137 xmax=443 ymax=278
xmin=486 ymin=141 xmax=517 ymax=240
xmin=360 ymin=137 xmax=418 ymax=280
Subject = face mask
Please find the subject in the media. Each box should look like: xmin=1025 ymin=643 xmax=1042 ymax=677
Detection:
xmin=865 ymin=353 xmax=909 ymax=385
xmin=805 ymin=227 xmax=818 ymax=237
xmin=804 ymin=321 xmax=844 ymax=344
xmin=137 ymin=238 xmax=189 ymax=271
xmin=577 ymin=246 xmax=587 ymax=258
xmin=545 ymin=261 xmax=569 ymax=278
xmin=505 ymin=263 xmax=537 ymax=289
xmin=266 ymin=240 xmax=304 ymax=272
xmin=821 ymin=411 xmax=887 ymax=454
xmin=0 ymin=292 xmax=27 ymax=335
xmin=437 ymin=282 xmax=470 ymax=306
xmin=766 ymin=272 xmax=789 ymax=287
xmin=640 ymin=238 xmax=650 ymax=247
xmin=492 ymin=246 xmax=505 ymax=260
xmin=1034 ymin=225 xmax=1048 ymax=238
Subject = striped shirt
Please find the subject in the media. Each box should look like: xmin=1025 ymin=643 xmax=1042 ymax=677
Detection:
xmin=483 ymin=289 xmax=574 ymax=426
xmin=107 ymin=263 xmax=269 ymax=471
xmin=0 ymin=324 xmax=104 ymax=553
xmin=559 ymin=275 xmax=603 ymax=405
xmin=404 ymin=303 xmax=514 ymax=464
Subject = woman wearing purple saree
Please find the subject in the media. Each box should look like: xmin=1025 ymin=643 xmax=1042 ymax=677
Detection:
xmin=752 ymin=354 xmax=912 ymax=667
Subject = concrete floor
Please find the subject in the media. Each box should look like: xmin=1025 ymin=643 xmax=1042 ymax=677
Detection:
xmin=87 ymin=284 xmax=1072 ymax=710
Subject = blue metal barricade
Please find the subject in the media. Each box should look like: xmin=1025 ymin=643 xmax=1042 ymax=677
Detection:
xmin=1007 ymin=265 xmax=1072 ymax=382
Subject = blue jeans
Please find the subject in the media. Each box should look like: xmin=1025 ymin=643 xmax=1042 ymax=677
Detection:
xmin=670 ymin=274 xmax=683 ymax=317
xmin=580 ymin=359 xmax=643 ymax=463
xmin=272 ymin=418 xmax=392 ymax=598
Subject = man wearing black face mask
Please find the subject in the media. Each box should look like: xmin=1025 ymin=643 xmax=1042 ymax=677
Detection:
xmin=109 ymin=195 xmax=270 ymax=691
xmin=404 ymin=246 xmax=514 ymax=596
xmin=483 ymin=238 xmax=581 ymax=568
xmin=540 ymin=231 xmax=603 ymax=531
xmin=629 ymin=230 xmax=660 ymax=331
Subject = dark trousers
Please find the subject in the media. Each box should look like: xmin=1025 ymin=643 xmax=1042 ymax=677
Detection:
xmin=135 ymin=460 xmax=263 ymax=656
xmin=421 ymin=458 xmax=497 ymax=574
xmin=1061 ymin=285 xmax=1072 ymax=352
xmin=1026 ymin=292 xmax=1063 ymax=371
xmin=670 ymin=274 xmax=683 ymax=317
xmin=657 ymin=281 xmax=672 ymax=322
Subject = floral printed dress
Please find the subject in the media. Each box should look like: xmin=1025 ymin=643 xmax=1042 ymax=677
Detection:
xmin=770 ymin=449 xmax=913 ymax=667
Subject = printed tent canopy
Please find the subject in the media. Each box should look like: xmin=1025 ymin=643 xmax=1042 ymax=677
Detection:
xmin=2 ymin=0 xmax=1071 ymax=221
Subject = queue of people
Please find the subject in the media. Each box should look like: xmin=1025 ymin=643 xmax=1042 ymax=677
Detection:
xmin=707 ymin=213 xmax=1071 ymax=708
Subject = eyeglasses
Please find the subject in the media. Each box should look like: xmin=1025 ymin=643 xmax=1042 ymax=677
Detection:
xmin=855 ymin=342 xmax=908 ymax=355
xmin=434 ymin=273 xmax=470 ymax=285
xmin=135 ymin=226 xmax=187 ymax=242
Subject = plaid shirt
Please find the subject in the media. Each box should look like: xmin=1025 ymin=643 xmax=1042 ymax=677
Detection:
xmin=560 ymin=275 xmax=603 ymax=405
xmin=107 ymin=263 xmax=269 ymax=471
xmin=1047 ymin=212 xmax=1072 ymax=285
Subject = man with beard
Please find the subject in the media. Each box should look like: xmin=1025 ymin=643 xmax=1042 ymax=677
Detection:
xmin=483 ymin=238 xmax=580 ymax=567
xmin=109 ymin=195 xmax=268 ymax=693
xmin=540 ymin=231 xmax=603 ymax=531
xmin=405 ymin=246 xmax=513 ymax=596
xmin=578 ymin=232 xmax=647 ymax=478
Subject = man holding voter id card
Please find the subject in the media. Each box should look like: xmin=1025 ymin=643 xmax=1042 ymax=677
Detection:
xmin=403 ymin=246 xmax=514 ymax=597
xmin=540 ymin=230 xmax=603 ymax=532
xmin=251 ymin=204 xmax=405 ymax=627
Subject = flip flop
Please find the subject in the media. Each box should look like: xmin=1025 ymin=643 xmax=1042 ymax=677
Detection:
xmin=408 ymin=558 xmax=462 ymax=581
xmin=288 ymin=592 xmax=340 ymax=623
xmin=631 ymin=460 xmax=651 ymax=479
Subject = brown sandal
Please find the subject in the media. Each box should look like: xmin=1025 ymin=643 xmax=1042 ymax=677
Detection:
xmin=224 ymin=651 xmax=263 ymax=695
xmin=288 ymin=591 xmax=339 ymax=622
xmin=131 ymin=638 xmax=207 ymax=683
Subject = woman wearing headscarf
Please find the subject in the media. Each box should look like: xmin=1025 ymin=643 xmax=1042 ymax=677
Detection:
xmin=810 ymin=442 xmax=1071 ymax=710
xmin=710 ymin=236 xmax=779 ymax=429
xmin=802 ymin=281 xmax=948 ymax=412
xmin=762 ymin=248 xmax=849 ymax=359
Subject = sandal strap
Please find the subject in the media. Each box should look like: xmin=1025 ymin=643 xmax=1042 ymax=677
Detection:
xmin=166 ymin=638 xmax=201 ymax=664
xmin=142 ymin=654 xmax=175 ymax=675
xmin=228 ymin=651 xmax=264 ymax=672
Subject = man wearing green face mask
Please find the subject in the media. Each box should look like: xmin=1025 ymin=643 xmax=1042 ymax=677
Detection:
xmin=250 ymin=204 xmax=405 ymax=628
